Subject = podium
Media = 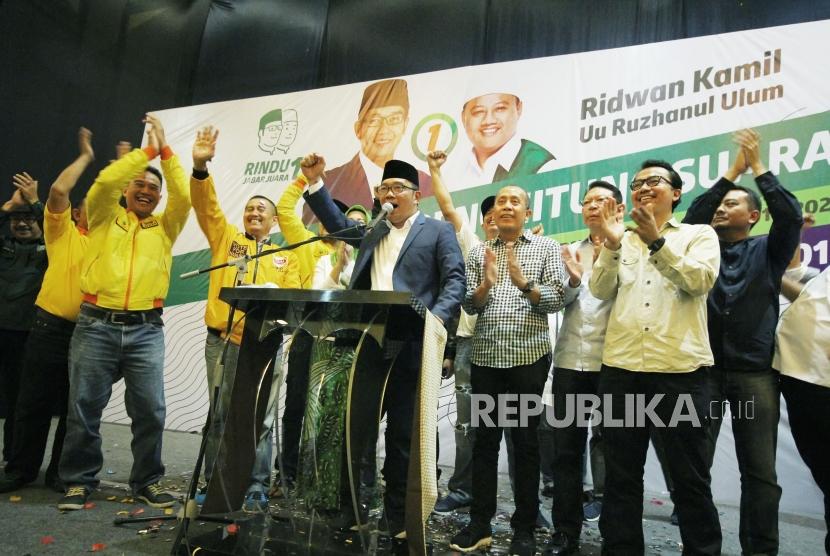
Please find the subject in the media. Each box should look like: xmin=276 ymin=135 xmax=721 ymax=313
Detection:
xmin=197 ymin=286 xmax=444 ymax=555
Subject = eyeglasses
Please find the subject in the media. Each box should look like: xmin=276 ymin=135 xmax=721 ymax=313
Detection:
xmin=10 ymin=214 xmax=37 ymax=222
xmin=375 ymin=183 xmax=416 ymax=195
xmin=579 ymin=197 xmax=611 ymax=207
xmin=629 ymin=175 xmax=672 ymax=191
xmin=362 ymin=113 xmax=405 ymax=128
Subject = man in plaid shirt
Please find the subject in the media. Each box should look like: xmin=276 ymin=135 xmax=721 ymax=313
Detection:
xmin=450 ymin=185 xmax=565 ymax=556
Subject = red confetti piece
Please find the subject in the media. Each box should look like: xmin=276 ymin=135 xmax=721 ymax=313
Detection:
xmin=649 ymin=498 xmax=665 ymax=506
xmin=41 ymin=536 xmax=55 ymax=545
xmin=226 ymin=524 xmax=239 ymax=535
xmin=83 ymin=502 xmax=96 ymax=509
xmin=91 ymin=543 xmax=106 ymax=552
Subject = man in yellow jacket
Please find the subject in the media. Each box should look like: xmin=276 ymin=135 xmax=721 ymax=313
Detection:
xmin=58 ymin=115 xmax=191 ymax=511
xmin=0 ymin=128 xmax=98 ymax=494
xmin=190 ymin=126 xmax=300 ymax=511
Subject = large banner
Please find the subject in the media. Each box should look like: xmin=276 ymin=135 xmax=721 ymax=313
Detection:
xmin=102 ymin=20 xmax=829 ymax=514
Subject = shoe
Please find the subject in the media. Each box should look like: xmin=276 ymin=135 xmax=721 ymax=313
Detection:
xmin=670 ymin=506 xmax=679 ymax=526
xmin=582 ymin=498 xmax=602 ymax=522
xmin=541 ymin=481 xmax=555 ymax=498
xmin=0 ymin=473 xmax=29 ymax=493
xmin=545 ymin=531 xmax=579 ymax=555
xmin=58 ymin=485 xmax=90 ymax=511
xmin=194 ymin=485 xmax=208 ymax=505
xmin=433 ymin=490 xmax=472 ymax=514
xmin=449 ymin=523 xmax=492 ymax=552
xmin=509 ymin=529 xmax=536 ymax=556
xmin=536 ymin=510 xmax=552 ymax=532
xmin=44 ymin=473 xmax=65 ymax=493
xmin=242 ymin=490 xmax=269 ymax=512
xmin=136 ymin=483 xmax=176 ymax=508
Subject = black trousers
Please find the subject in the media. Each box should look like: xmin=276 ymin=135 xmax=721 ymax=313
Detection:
xmin=598 ymin=365 xmax=721 ymax=556
xmin=279 ymin=330 xmax=313 ymax=481
xmin=550 ymin=367 xmax=602 ymax=539
xmin=781 ymin=375 xmax=830 ymax=555
xmin=5 ymin=310 xmax=73 ymax=481
xmin=0 ymin=328 xmax=29 ymax=461
xmin=469 ymin=355 xmax=550 ymax=533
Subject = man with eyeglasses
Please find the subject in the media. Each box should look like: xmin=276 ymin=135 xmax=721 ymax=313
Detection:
xmin=0 ymin=171 xmax=47 ymax=465
xmin=302 ymin=78 xmax=432 ymax=223
xmin=682 ymin=129 xmax=801 ymax=555
xmin=589 ymin=160 xmax=722 ymax=554
xmin=299 ymin=152 xmax=465 ymax=540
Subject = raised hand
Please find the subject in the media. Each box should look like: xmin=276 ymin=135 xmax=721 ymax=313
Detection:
xmin=12 ymin=172 xmax=39 ymax=204
xmin=482 ymin=246 xmax=498 ymax=287
xmin=506 ymin=243 xmax=526 ymax=288
xmin=2 ymin=189 xmax=26 ymax=212
xmin=192 ymin=126 xmax=219 ymax=171
xmin=427 ymin=150 xmax=447 ymax=171
xmin=300 ymin=152 xmax=326 ymax=183
xmin=530 ymin=223 xmax=544 ymax=236
xmin=598 ymin=197 xmax=625 ymax=250
xmin=143 ymin=114 xmax=167 ymax=148
xmin=629 ymin=204 xmax=660 ymax=246
xmin=734 ymin=128 xmax=766 ymax=176
xmin=146 ymin=124 xmax=160 ymax=153
xmin=78 ymin=127 xmax=94 ymax=161
xmin=561 ymin=244 xmax=583 ymax=287
xmin=114 ymin=141 xmax=132 ymax=161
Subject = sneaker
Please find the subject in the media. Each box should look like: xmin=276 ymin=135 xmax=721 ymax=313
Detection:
xmin=0 ymin=473 xmax=29 ymax=493
xmin=449 ymin=523 xmax=492 ymax=552
xmin=582 ymin=498 xmax=602 ymax=522
xmin=194 ymin=485 xmax=208 ymax=505
xmin=509 ymin=529 xmax=536 ymax=556
xmin=58 ymin=485 xmax=90 ymax=510
xmin=545 ymin=531 xmax=579 ymax=555
xmin=136 ymin=483 xmax=176 ymax=508
xmin=433 ymin=490 xmax=472 ymax=514
xmin=242 ymin=490 xmax=269 ymax=512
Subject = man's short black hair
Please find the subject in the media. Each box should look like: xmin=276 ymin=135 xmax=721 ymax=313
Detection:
xmin=587 ymin=180 xmax=623 ymax=204
xmin=144 ymin=166 xmax=163 ymax=186
xmin=639 ymin=159 xmax=682 ymax=210
xmin=248 ymin=194 xmax=277 ymax=215
xmin=727 ymin=185 xmax=763 ymax=228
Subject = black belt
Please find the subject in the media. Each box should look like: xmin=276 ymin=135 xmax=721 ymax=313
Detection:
xmin=35 ymin=308 xmax=76 ymax=331
xmin=207 ymin=327 xmax=223 ymax=337
xmin=80 ymin=303 xmax=163 ymax=326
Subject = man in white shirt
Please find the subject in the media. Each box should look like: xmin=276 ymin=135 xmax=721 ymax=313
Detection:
xmin=775 ymin=268 xmax=830 ymax=555
xmin=547 ymin=180 xmax=624 ymax=554
xmin=589 ymin=159 xmax=722 ymax=555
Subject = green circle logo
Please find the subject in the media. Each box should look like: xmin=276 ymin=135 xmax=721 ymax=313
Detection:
xmin=411 ymin=113 xmax=458 ymax=161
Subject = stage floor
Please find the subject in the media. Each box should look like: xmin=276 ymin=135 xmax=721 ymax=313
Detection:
xmin=0 ymin=421 xmax=824 ymax=555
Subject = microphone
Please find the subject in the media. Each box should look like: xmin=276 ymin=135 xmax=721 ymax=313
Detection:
xmin=367 ymin=202 xmax=394 ymax=229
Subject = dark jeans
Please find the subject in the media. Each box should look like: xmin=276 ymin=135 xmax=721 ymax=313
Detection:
xmin=707 ymin=366 xmax=781 ymax=555
xmin=280 ymin=330 xmax=312 ymax=481
xmin=4 ymin=310 xmax=73 ymax=482
xmin=550 ymin=367 xmax=603 ymax=539
xmin=470 ymin=355 xmax=550 ymax=532
xmin=598 ymin=365 xmax=721 ymax=556
xmin=0 ymin=329 xmax=29 ymax=461
xmin=781 ymin=375 xmax=830 ymax=555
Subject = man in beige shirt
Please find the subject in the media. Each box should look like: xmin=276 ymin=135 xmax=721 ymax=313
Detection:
xmin=589 ymin=159 xmax=721 ymax=555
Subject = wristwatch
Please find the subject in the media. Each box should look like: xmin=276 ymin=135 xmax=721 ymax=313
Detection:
xmin=648 ymin=237 xmax=666 ymax=254
xmin=520 ymin=280 xmax=536 ymax=293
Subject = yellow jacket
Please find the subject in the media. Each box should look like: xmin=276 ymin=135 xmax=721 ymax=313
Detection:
xmin=276 ymin=174 xmax=333 ymax=288
xmin=191 ymin=174 xmax=301 ymax=345
xmin=81 ymin=147 xmax=191 ymax=310
xmin=35 ymin=205 xmax=89 ymax=321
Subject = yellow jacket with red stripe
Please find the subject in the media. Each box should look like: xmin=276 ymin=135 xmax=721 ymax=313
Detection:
xmin=191 ymin=173 xmax=301 ymax=345
xmin=35 ymin=205 xmax=89 ymax=321
xmin=276 ymin=174 xmax=333 ymax=288
xmin=80 ymin=147 xmax=191 ymax=310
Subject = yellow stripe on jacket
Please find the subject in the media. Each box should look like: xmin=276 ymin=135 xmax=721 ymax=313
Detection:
xmin=80 ymin=147 xmax=191 ymax=310
xmin=191 ymin=174 xmax=301 ymax=345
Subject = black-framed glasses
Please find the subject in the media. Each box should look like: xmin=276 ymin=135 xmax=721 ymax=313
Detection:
xmin=362 ymin=113 xmax=405 ymax=128
xmin=630 ymin=175 xmax=671 ymax=191
xmin=375 ymin=183 xmax=416 ymax=195
xmin=579 ymin=197 xmax=611 ymax=207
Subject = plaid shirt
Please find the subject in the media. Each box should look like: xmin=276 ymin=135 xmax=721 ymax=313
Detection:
xmin=463 ymin=230 xmax=565 ymax=368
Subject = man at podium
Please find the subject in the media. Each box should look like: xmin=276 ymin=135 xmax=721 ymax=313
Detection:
xmin=297 ymin=152 xmax=465 ymax=538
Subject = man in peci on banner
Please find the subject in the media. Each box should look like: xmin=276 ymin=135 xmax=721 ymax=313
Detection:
xmin=302 ymin=78 xmax=432 ymax=223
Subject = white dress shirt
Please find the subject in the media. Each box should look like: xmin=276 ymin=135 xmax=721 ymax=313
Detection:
xmin=312 ymin=252 xmax=355 ymax=289
xmin=370 ymin=211 xmax=420 ymax=291
xmin=456 ymin=222 xmax=481 ymax=338
xmin=774 ymin=268 xmax=830 ymax=388
xmin=589 ymin=218 xmax=720 ymax=373
xmin=553 ymin=238 xmax=614 ymax=373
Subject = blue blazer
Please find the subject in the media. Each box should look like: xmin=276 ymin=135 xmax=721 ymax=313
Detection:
xmin=304 ymin=185 xmax=465 ymax=324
